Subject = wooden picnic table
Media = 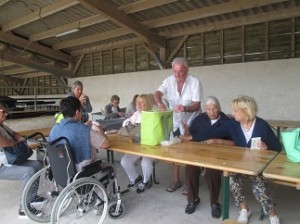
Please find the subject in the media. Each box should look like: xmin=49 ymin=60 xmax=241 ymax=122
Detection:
xmin=107 ymin=134 xmax=278 ymax=220
xmin=263 ymin=151 xmax=300 ymax=190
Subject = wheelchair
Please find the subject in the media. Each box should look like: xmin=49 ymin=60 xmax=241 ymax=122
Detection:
xmin=21 ymin=135 xmax=124 ymax=223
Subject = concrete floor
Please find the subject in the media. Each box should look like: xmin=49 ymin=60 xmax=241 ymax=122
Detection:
xmin=0 ymin=150 xmax=299 ymax=224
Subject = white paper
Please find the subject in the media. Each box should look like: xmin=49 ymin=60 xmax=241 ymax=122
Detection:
xmin=251 ymin=137 xmax=261 ymax=150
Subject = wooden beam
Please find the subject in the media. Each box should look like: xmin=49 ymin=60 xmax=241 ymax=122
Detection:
xmin=264 ymin=22 xmax=269 ymax=60
xmin=143 ymin=42 xmax=164 ymax=69
xmin=119 ymin=0 xmax=177 ymax=13
xmin=3 ymin=66 xmax=37 ymax=75
xmin=53 ymin=27 xmax=130 ymax=50
xmin=162 ymin=6 xmax=300 ymax=38
xmin=30 ymin=0 xmax=174 ymax=41
xmin=2 ymin=0 xmax=78 ymax=31
xmin=1 ymin=76 xmax=24 ymax=85
xmin=65 ymin=0 xmax=291 ymax=54
xmin=166 ymin=35 xmax=189 ymax=65
xmin=30 ymin=15 xmax=106 ymax=41
xmin=0 ymin=31 xmax=73 ymax=63
xmin=0 ymin=60 xmax=15 ymax=68
xmin=1 ymin=50 xmax=73 ymax=77
xmin=143 ymin=0 xmax=288 ymax=28
xmin=0 ymin=0 xmax=10 ymax=7
xmin=78 ymin=0 xmax=166 ymax=48
xmin=291 ymin=18 xmax=295 ymax=58
xmin=72 ymin=54 xmax=85 ymax=75
xmin=71 ymin=37 xmax=145 ymax=56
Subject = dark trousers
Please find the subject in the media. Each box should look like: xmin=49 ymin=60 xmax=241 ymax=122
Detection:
xmin=185 ymin=165 xmax=221 ymax=204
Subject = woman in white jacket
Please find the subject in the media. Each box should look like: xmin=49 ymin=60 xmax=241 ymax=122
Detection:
xmin=120 ymin=94 xmax=155 ymax=193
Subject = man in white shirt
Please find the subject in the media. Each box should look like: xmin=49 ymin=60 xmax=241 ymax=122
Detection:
xmin=154 ymin=57 xmax=204 ymax=193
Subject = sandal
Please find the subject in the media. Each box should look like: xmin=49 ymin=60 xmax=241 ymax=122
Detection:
xmin=166 ymin=181 xmax=182 ymax=192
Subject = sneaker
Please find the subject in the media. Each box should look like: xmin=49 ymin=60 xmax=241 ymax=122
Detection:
xmin=30 ymin=196 xmax=48 ymax=209
xmin=18 ymin=209 xmax=26 ymax=217
xmin=136 ymin=182 xmax=149 ymax=194
xmin=19 ymin=207 xmax=42 ymax=218
xmin=269 ymin=215 xmax=280 ymax=224
xmin=127 ymin=175 xmax=143 ymax=188
xmin=238 ymin=209 xmax=252 ymax=224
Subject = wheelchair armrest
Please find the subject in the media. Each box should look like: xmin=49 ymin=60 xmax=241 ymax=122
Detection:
xmin=26 ymin=132 xmax=47 ymax=142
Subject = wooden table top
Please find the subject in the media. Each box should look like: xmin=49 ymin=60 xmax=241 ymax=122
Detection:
xmin=19 ymin=127 xmax=51 ymax=138
xmin=266 ymin=119 xmax=300 ymax=129
xmin=108 ymin=134 xmax=277 ymax=176
xmin=263 ymin=152 xmax=300 ymax=189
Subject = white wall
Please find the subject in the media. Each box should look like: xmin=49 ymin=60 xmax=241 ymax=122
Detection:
xmin=70 ymin=58 xmax=300 ymax=120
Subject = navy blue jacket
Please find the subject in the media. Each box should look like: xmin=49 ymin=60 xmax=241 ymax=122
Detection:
xmin=190 ymin=111 xmax=231 ymax=142
xmin=201 ymin=117 xmax=281 ymax=152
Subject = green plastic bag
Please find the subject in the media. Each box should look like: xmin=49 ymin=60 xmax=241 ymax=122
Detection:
xmin=281 ymin=128 xmax=300 ymax=163
xmin=141 ymin=110 xmax=173 ymax=146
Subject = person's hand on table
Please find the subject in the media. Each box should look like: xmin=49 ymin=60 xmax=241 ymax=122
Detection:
xmin=118 ymin=112 xmax=125 ymax=117
xmin=259 ymin=140 xmax=268 ymax=150
xmin=180 ymin=134 xmax=192 ymax=142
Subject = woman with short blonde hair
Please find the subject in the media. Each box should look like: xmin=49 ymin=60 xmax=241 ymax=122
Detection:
xmin=120 ymin=94 xmax=155 ymax=194
xmin=204 ymin=95 xmax=281 ymax=224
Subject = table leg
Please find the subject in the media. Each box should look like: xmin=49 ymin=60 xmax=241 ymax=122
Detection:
xmin=106 ymin=150 xmax=115 ymax=164
xmin=222 ymin=171 xmax=229 ymax=220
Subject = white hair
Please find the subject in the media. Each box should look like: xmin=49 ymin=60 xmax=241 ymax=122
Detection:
xmin=205 ymin=96 xmax=221 ymax=110
xmin=171 ymin=57 xmax=188 ymax=68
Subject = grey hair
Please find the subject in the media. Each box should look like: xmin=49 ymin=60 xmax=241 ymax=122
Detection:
xmin=171 ymin=57 xmax=188 ymax=68
xmin=71 ymin=80 xmax=83 ymax=90
xmin=205 ymin=96 xmax=221 ymax=110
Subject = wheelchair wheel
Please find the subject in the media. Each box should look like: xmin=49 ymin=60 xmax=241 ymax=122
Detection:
xmin=21 ymin=166 xmax=63 ymax=223
xmin=108 ymin=201 xmax=125 ymax=219
xmin=51 ymin=177 xmax=108 ymax=224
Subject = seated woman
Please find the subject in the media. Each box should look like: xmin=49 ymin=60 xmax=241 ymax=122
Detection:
xmin=125 ymin=94 xmax=139 ymax=116
xmin=120 ymin=94 xmax=154 ymax=193
xmin=0 ymin=103 xmax=46 ymax=217
xmin=203 ymin=96 xmax=281 ymax=224
xmin=67 ymin=80 xmax=93 ymax=123
xmin=181 ymin=96 xmax=234 ymax=217
xmin=104 ymin=95 xmax=125 ymax=119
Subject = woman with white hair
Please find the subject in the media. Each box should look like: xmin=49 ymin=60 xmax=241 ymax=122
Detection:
xmin=181 ymin=96 xmax=233 ymax=217
xmin=203 ymin=95 xmax=281 ymax=224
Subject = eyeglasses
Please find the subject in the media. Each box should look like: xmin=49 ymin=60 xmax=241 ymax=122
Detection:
xmin=0 ymin=109 xmax=8 ymax=115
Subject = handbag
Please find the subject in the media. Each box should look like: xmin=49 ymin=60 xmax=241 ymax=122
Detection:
xmin=281 ymin=128 xmax=300 ymax=163
xmin=3 ymin=141 xmax=33 ymax=165
xmin=118 ymin=122 xmax=141 ymax=137
xmin=140 ymin=110 xmax=173 ymax=145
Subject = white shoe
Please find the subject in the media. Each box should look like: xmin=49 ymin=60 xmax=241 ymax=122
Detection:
xmin=270 ymin=215 xmax=280 ymax=224
xmin=237 ymin=209 xmax=252 ymax=224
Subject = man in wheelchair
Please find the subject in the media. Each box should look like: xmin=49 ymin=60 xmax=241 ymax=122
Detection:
xmin=49 ymin=96 xmax=109 ymax=172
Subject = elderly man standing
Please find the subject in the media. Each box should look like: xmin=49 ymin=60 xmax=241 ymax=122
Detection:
xmin=154 ymin=57 xmax=204 ymax=193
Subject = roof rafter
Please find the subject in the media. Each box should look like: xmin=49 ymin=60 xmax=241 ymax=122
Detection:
xmin=78 ymin=0 xmax=166 ymax=48
xmin=2 ymin=0 xmax=79 ymax=31
xmin=53 ymin=0 xmax=288 ymax=51
xmin=0 ymin=31 xmax=73 ymax=63
xmin=143 ymin=0 xmax=289 ymax=28
xmin=162 ymin=5 xmax=300 ymax=38
xmin=30 ymin=0 xmax=175 ymax=42
xmin=1 ymin=50 xmax=73 ymax=78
